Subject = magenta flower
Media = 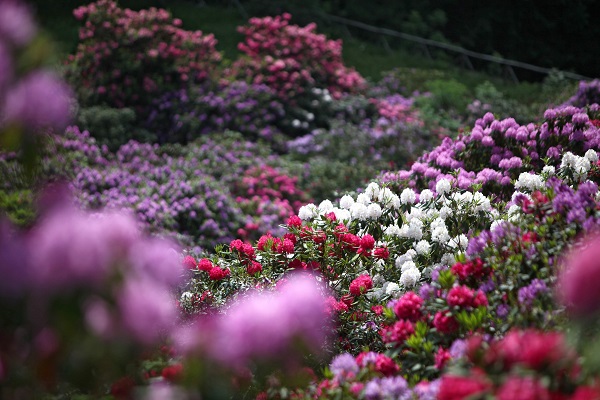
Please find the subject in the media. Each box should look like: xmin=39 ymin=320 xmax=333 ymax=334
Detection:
xmin=558 ymin=233 xmax=600 ymax=316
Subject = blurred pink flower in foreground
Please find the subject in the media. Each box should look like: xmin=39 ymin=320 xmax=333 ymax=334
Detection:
xmin=174 ymin=272 xmax=331 ymax=368
xmin=557 ymin=233 xmax=600 ymax=317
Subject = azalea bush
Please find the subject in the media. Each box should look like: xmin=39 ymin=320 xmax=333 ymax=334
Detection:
xmin=64 ymin=0 xmax=221 ymax=142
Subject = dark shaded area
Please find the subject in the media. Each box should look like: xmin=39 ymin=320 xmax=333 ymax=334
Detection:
xmin=241 ymin=0 xmax=600 ymax=80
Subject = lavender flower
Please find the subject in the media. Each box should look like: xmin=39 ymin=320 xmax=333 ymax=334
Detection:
xmin=330 ymin=353 xmax=359 ymax=381
xmin=518 ymin=279 xmax=548 ymax=308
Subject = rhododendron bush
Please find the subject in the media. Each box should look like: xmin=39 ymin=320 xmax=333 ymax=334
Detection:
xmin=5 ymin=0 xmax=600 ymax=399
xmin=65 ymin=0 xmax=221 ymax=134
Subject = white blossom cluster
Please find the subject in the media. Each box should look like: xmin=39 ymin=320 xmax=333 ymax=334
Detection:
xmin=561 ymin=151 xmax=592 ymax=181
xmin=514 ymin=172 xmax=545 ymax=192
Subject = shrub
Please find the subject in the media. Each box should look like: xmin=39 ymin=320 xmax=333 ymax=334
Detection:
xmin=147 ymin=81 xmax=287 ymax=146
xmin=76 ymin=106 xmax=155 ymax=151
xmin=230 ymin=13 xmax=366 ymax=102
xmin=64 ymin=0 xmax=221 ymax=141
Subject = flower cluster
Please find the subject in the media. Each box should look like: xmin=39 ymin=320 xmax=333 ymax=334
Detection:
xmin=230 ymin=13 xmax=366 ymax=101
xmin=0 ymin=189 xmax=184 ymax=394
xmin=65 ymin=0 xmax=221 ymax=127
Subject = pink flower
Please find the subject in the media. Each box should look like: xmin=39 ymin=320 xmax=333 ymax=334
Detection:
xmin=557 ymin=233 xmax=600 ymax=316
xmin=374 ymin=354 xmax=399 ymax=376
xmin=246 ymin=260 xmax=263 ymax=275
xmin=373 ymin=246 xmax=390 ymax=259
xmin=438 ymin=374 xmax=491 ymax=400
xmin=208 ymin=266 xmax=230 ymax=280
xmin=197 ymin=258 xmax=213 ymax=272
xmin=393 ymin=292 xmax=423 ymax=321
xmin=349 ymin=274 xmax=373 ymax=296
xmin=495 ymin=376 xmax=550 ymax=400
xmin=435 ymin=347 xmax=451 ymax=370
xmin=433 ymin=311 xmax=459 ymax=334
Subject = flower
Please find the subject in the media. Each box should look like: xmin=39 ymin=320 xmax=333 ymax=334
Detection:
xmin=433 ymin=312 xmax=459 ymax=334
xmin=557 ymin=233 xmax=600 ymax=316
xmin=438 ymin=374 xmax=491 ymax=400
xmin=350 ymin=274 xmax=373 ymax=296
xmin=3 ymin=71 xmax=73 ymax=132
xmin=393 ymin=292 xmax=423 ymax=321
xmin=330 ymin=353 xmax=359 ymax=382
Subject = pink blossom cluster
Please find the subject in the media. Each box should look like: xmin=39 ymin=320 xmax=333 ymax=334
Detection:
xmin=0 ymin=189 xmax=183 ymax=345
xmin=173 ymin=272 xmax=331 ymax=369
xmin=66 ymin=0 xmax=221 ymax=117
xmin=231 ymin=13 xmax=365 ymax=100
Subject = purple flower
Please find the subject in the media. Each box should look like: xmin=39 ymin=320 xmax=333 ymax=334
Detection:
xmin=0 ymin=41 xmax=12 ymax=91
xmin=3 ymin=71 xmax=73 ymax=131
xmin=0 ymin=1 xmax=36 ymax=47
xmin=330 ymin=353 xmax=359 ymax=381
xmin=117 ymin=277 xmax=178 ymax=345
xmin=518 ymin=279 xmax=548 ymax=308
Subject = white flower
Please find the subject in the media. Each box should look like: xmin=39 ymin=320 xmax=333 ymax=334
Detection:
xmin=400 ymin=260 xmax=417 ymax=272
xmin=350 ymin=202 xmax=369 ymax=221
xmin=384 ymin=224 xmax=402 ymax=236
xmin=339 ymin=195 xmax=355 ymax=209
xmin=439 ymin=205 xmax=452 ymax=219
xmin=306 ymin=112 xmax=315 ymax=121
xmin=511 ymin=191 xmax=531 ymax=203
xmin=414 ymin=240 xmax=431 ymax=255
xmin=473 ymin=192 xmax=491 ymax=212
xmin=419 ymin=189 xmax=434 ymax=203
xmin=395 ymin=250 xmax=415 ymax=268
xmin=440 ymin=253 xmax=456 ymax=266
xmin=436 ymin=178 xmax=452 ymax=195
xmin=515 ymin=172 xmax=544 ymax=191
xmin=448 ymin=234 xmax=468 ymax=250
xmin=333 ymin=208 xmax=351 ymax=222
xmin=356 ymin=193 xmax=371 ymax=205
xmin=365 ymin=182 xmax=380 ymax=199
xmin=367 ymin=203 xmax=383 ymax=219
xmin=292 ymin=119 xmax=301 ymax=128
xmin=542 ymin=165 xmax=555 ymax=176
xmin=298 ymin=203 xmax=318 ymax=220
xmin=318 ymin=199 xmax=334 ymax=213
xmin=400 ymin=188 xmax=416 ymax=204
xmin=585 ymin=149 xmax=598 ymax=163
xmin=431 ymin=225 xmax=450 ymax=243
xmin=507 ymin=204 xmax=521 ymax=222
xmin=385 ymin=282 xmax=401 ymax=296
xmin=400 ymin=267 xmax=421 ymax=287
xmin=180 ymin=292 xmax=193 ymax=303
xmin=378 ymin=187 xmax=400 ymax=208
xmin=430 ymin=217 xmax=446 ymax=230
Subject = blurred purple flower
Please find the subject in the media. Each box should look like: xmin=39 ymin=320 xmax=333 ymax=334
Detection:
xmin=0 ymin=1 xmax=36 ymax=47
xmin=3 ymin=71 xmax=72 ymax=131
xmin=117 ymin=277 xmax=178 ymax=345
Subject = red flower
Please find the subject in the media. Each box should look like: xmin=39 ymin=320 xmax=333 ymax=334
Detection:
xmin=374 ymin=354 xmax=399 ymax=376
xmin=197 ymin=258 xmax=214 ymax=272
xmin=349 ymin=274 xmax=373 ymax=296
xmin=182 ymin=255 xmax=197 ymax=270
xmin=360 ymin=234 xmax=375 ymax=250
xmin=435 ymin=347 xmax=451 ymax=370
xmin=161 ymin=363 xmax=183 ymax=382
xmin=373 ymin=246 xmax=390 ymax=259
xmin=246 ymin=260 xmax=263 ymax=275
xmin=371 ymin=305 xmax=384 ymax=315
xmin=438 ymin=374 xmax=491 ymax=400
xmin=393 ymin=292 xmax=423 ymax=321
xmin=433 ymin=311 xmax=459 ymax=334
xmin=287 ymin=215 xmax=302 ymax=227
xmin=522 ymin=231 xmax=539 ymax=243
xmin=209 ymin=266 xmax=230 ymax=280
xmin=276 ymin=238 xmax=294 ymax=254
xmin=110 ymin=376 xmax=136 ymax=399
xmin=447 ymin=285 xmax=475 ymax=307
xmin=380 ymin=319 xmax=415 ymax=344
xmin=451 ymin=258 xmax=487 ymax=281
